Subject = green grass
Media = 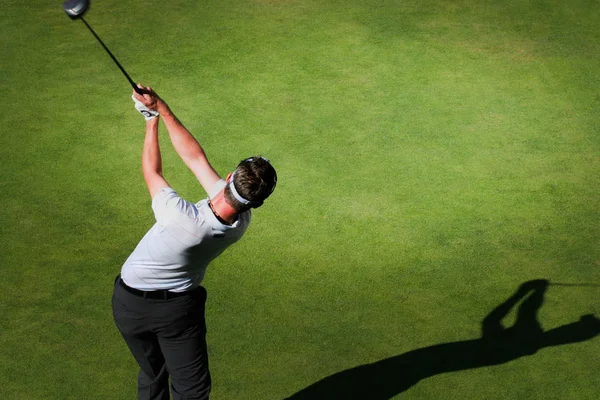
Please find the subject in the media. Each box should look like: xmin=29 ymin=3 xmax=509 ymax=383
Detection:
xmin=1 ymin=0 xmax=599 ymax=399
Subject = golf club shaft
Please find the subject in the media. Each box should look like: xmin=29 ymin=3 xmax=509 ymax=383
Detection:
xmin=550 ymin=283 xmax=600 ymax=287
xmin=80 ymin=17 xmax=144 ymax=95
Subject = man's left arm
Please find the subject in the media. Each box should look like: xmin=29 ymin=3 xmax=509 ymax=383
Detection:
xmin=142 ymin=116 xmax=170 ymax=198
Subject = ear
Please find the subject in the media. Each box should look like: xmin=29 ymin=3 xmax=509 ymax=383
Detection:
xmin=226 ymin=172 xmax=233 ymax=183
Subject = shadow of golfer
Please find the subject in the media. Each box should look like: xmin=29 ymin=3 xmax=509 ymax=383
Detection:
xmin=285 ymin=279 xmax=600 ymax=400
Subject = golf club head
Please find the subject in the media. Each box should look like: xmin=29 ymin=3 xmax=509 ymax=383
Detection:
xmin=63 ymin=0 xmax=90 ymax=20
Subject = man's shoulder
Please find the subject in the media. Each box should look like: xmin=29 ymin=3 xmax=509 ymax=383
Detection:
xmin=208 ymin=179 xmax=227 ymax=199
xmin=152 ymin=187 xmax=178 ymax=204
xmin=152 ymin=187 xmax=204 ymax=223
xmin=238 ymin=209 xmax=252 ymax=224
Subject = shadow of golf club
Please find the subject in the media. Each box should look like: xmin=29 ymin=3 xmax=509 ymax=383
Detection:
xmin=285 ymin=279 xmax=600 ymax=400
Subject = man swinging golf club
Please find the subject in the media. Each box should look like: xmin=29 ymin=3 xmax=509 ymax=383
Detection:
xmin=112 ymin=84 xmax=277 ymax=400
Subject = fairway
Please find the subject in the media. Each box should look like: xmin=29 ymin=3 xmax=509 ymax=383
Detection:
xmin=1 ymin=0 xmax=599 ymax=399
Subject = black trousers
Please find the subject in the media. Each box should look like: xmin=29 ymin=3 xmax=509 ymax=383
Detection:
xmin=112 ymin=276 xmax=211 ymax=400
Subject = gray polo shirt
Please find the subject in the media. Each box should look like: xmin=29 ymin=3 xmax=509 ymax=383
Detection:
xmin=120 ymin=180 xmax=251 ymax=292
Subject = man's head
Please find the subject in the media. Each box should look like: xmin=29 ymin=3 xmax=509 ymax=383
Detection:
xmin=224 ymin=156 xmax=277 ymax=212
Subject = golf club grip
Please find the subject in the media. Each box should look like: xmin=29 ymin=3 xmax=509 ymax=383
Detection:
xmin=133 ymin=84 xmax=147 ymax=95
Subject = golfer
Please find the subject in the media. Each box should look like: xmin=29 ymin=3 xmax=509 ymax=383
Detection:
xmin=112 ymin=84 xmax=277 ymax=400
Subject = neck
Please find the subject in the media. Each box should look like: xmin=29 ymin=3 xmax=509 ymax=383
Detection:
xmin=209 ymin=193 xmax=238 ymax=225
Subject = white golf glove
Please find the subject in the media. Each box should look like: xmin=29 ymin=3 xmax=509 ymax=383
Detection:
xmin=132 ymin=94 xmax=159 ymax=120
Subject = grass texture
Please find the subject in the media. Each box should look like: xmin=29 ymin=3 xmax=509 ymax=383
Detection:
xmin=1 ymin=0 xmax=599 ymax=399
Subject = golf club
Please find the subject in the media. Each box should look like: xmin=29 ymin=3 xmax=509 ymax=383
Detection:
xmin=549 ymin=282 xmax=600 ymax=287
xmin=63 ymin=0 xmax=145 ymax=94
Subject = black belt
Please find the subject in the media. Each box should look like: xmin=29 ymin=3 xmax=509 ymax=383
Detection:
xmin=118 ymin=276 xmax=191 ymax=300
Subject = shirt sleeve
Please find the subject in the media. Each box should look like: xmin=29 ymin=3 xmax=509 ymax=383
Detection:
xmin=151 ymin=187 xmax=198 ymax=226
xmin=208 ymin=179 xmax=227 ymax=199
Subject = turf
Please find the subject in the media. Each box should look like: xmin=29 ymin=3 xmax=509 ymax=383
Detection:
xmin=1 ymin=0 xmax=599 ymax=399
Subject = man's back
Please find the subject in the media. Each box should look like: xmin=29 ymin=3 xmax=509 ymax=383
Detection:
xmin=121 ymin=184 xmax=250 ymax=292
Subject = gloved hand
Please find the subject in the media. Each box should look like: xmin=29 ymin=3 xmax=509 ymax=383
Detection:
xmin=132 ymin=94 xmax=159 ymax=120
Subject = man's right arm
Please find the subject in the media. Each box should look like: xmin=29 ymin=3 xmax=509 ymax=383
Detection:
xmin=157 ymin=102 xmax=221 ymax=193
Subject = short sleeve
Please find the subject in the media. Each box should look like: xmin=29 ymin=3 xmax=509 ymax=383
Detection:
xmin=151 ymin=187 xmax=198 ymax=226
xmin=208 ymin=179 xmax=227 ymax=199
